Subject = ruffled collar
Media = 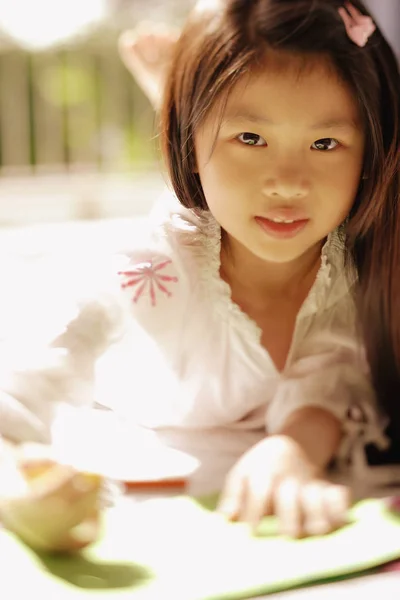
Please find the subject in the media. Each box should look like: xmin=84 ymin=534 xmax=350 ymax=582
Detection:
xmin=156 ymin=196 xmax=355 ymax=348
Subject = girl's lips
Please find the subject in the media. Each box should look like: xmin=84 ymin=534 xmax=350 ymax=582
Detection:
xmin=255 ymin=216 xmax=309 ymax=239
xmin=262 ymin=208 xmax=309 ymax=222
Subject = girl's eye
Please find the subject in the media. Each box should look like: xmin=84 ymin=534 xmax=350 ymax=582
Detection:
xmin=311 ymin=138 xmax=340 ymax=151
xmin=237 ymin=132 xmax=267 ymax=147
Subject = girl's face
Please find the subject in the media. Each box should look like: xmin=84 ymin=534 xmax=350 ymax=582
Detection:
xmin=194 ymin=53 xmax=365 ymax=265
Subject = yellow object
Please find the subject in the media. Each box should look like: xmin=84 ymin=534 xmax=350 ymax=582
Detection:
xmin=0 ymin=458 xmax=104 ymax=553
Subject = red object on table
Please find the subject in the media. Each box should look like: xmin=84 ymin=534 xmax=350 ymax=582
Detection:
xmin=123 ymin=477 xmax=187 ymax=491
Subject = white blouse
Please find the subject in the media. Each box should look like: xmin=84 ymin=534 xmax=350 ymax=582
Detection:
xmin=0 ymin=194 xmax=389 ymax=471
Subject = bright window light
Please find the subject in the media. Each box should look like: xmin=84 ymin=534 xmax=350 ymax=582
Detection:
xmin=0 ymin=0 xmax=106 ymax=50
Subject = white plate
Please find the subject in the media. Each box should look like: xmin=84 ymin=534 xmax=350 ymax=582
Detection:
xmin=51 ymin=408 xmax=199 ymax=483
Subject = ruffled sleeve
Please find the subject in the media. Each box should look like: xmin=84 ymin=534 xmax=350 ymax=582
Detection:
xmin=93 ymin=205 xmax=208 ymax=423
xmin=265 ymin=330 xmax=389 ymax=465
xmin=0 ymin=250 xmax=129 ymax=444
xmin=265 ymin=228 xmax=389 ymax=469
xmin=0 ymin=196 xmax=209 ymax=443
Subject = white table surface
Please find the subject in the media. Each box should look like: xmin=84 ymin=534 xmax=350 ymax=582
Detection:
xmin=3 ymin=215 xmax=400 ymax=599
xmin=54 ymin=409 xmax=400 ymax=599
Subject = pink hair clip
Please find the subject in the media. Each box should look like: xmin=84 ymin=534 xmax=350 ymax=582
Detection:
xmin=338 ymin=2 xmax=376 ymax=48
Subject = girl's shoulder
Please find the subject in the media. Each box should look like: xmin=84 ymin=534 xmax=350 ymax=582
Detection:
xmin=300 ymin=227 xmax=358 ymax=340
xmin=312 ymin=227 xmax=356 ymax=311
xmin=116 ymin=193 xmax=221 ymax=324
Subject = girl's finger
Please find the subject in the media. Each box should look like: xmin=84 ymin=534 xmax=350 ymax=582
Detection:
xmin=274 ymin=478 xmax=302 ymax=538
xmin=323 ymin=484 xmax=351 ymax=526
xmin=218 ymin=468 xmax=245 ymax=521
xmin=242 ymin=476 xmax=274 ymax=532
xmin=301 ymin=480 xmax=333 ymax=536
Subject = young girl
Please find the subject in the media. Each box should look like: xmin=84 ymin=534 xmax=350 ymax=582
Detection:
xmin=1 ymin=0 xmax=399 ymax=550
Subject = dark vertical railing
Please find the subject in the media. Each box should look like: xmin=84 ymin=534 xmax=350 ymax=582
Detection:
xmin=26 ymin=52 xmax=36 ymax=168
xmin=0 ymin=37 xmax=158 ymax=174
xmin=60 ymin=50 xmax=71 ymax=168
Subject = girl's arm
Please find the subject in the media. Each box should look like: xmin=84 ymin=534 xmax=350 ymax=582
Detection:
xmin=0 ymin=252 xmax=128 ymax=446
xmin=266 ymin=331 xmax=388 ymax=469
xmin=277 ymin=405 xmax=342 ymax=469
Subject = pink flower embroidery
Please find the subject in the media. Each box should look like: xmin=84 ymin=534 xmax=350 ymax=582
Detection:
xmin=118 ymin=258 xmax=178 ymax=306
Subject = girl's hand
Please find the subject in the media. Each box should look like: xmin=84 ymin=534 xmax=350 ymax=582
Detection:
xmin=0 ymin=443 xmax=103 ymax=553
xmin=218 ymin=435 xmax=350 ymax=537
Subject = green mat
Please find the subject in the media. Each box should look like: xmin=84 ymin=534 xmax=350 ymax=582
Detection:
xmin=1 ymin=494 xmax=400 ymax=600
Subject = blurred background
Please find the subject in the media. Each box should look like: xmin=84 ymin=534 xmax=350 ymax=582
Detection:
xmin=0 ymin=0 xmax=397 ymax=228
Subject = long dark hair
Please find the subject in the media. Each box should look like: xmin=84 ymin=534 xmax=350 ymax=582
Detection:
xmin=160 ymin=0 xmax=400 ymax=452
